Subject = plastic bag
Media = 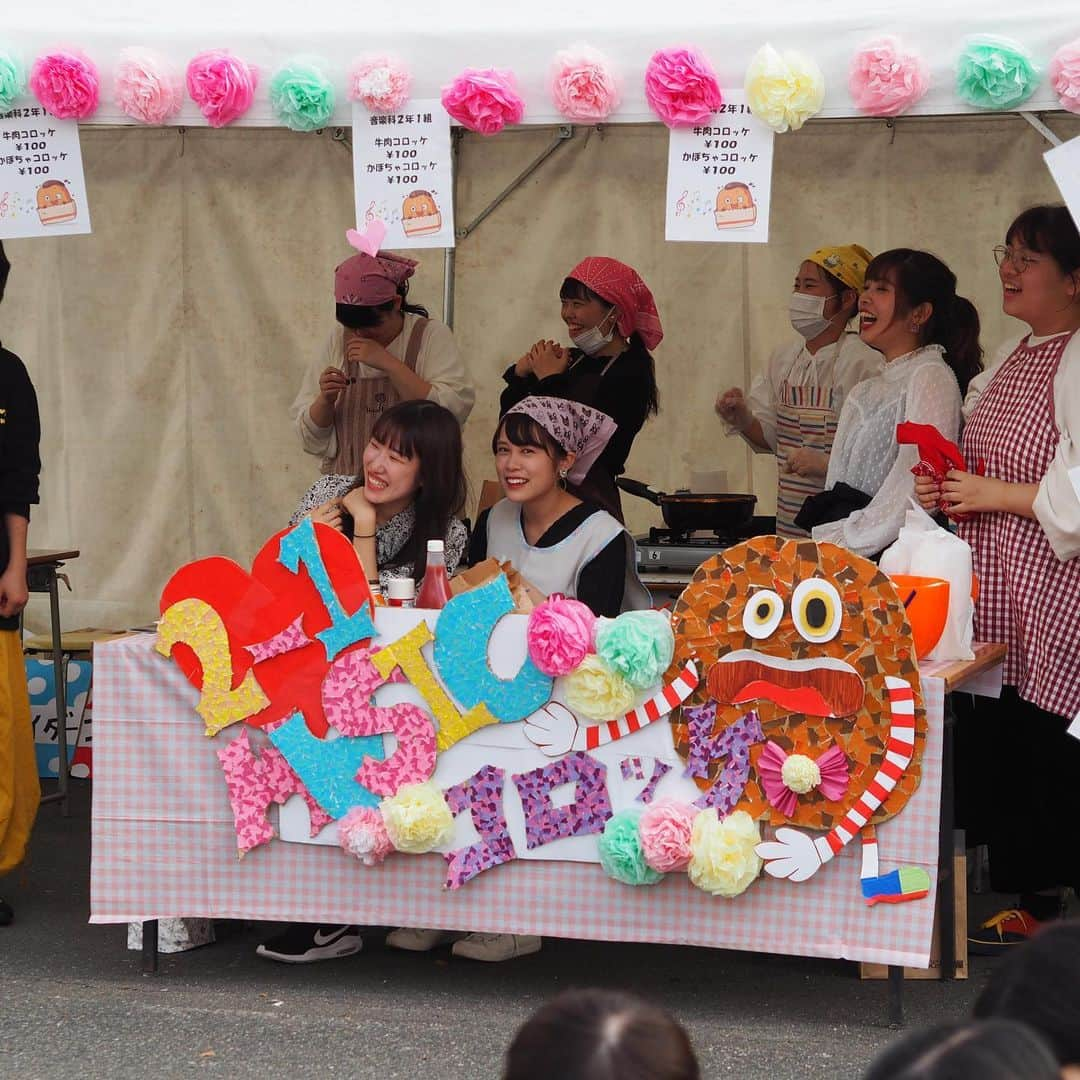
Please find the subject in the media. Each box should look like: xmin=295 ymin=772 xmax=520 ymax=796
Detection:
xmin=879 ymin=501 xmax=975 ymax=661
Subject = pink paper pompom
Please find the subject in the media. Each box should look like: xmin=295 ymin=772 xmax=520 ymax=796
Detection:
xmin=115 ymin=48 xmax=183 ymax=124
xmin=441 ymin=68 xmax=524 ymax=135
xmin=527 ymin=594 xmax=596 ymax=677
xmin=349 ymin=56 xmax=412 ymax=113
xmin=549 ymin=45 xmax=620 ymax=122
xmin=644 ymin=47 xmax=722 ymax=128
xmin=186 ymin=50 xmax=257 ymax=127
xmin=30 ymin=50 xmax=99 ymax=119
xmin=639 ymin=798 xmax=697 ymax=873
xmin=1050 ymin=39 xmax=1080 ymax=114
xmin=849 ymin=37 xmax=929 ymax=117
xmin=338 ymin=805 xmax=393 ymax=867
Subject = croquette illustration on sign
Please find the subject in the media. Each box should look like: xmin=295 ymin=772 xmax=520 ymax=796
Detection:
xmin=352 ymin=99 xmax=455 ymax=250
xmin=0 ymin=108 xmax=91 ymax=239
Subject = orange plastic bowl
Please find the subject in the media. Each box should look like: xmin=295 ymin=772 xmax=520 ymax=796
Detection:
xmin=888 ymin=574 xmax=951 ymax=660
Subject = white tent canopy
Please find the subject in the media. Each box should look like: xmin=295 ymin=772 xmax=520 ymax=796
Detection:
xmin=5 ymin=0 xmax=1079 ymax=126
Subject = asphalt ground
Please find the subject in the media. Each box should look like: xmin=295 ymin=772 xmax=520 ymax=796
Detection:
xmin=0 ymin=783 xmax=994 ymax=1079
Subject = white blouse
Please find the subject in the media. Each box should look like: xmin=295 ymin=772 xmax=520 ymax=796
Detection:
xmin=964 ymin=332 xmax=1080 ymax=561
xmin=812 ymin=345 xmax=962 ymax=557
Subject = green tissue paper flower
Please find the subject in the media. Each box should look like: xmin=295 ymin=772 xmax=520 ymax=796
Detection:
xmin=0 ymin=50 xmax=27 ymax=112
xmin=956 ymin=36 xmax=1040 ymax=110
xmin=595 ymin=609 xmax=675 ymax=689
xmin=270 ymin=61 xmax=335 ymax=131
xmin=598 ymin=808 xmax=665 ymax=886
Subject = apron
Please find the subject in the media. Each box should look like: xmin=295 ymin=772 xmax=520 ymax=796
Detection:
xmin=960 ymin=331 xmax=1080 ymax=719
xmin=774 ymin=378 xmax=840 ymax=538
xmin=564 ymin=353 xmax=624 ymax=522
xmin=321 ymin=317 xmax=428 ymax=476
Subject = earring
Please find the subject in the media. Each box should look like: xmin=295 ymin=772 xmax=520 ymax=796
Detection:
xmin=909 ymin=321 xmax=922 ymax=334
xmin=558 ymin=467 xmax=569 ymax=490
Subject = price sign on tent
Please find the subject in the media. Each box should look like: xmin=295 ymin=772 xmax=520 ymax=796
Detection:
xmin=664 ymin=91 xmax=773 ymax=244
xmin=0 ymin=108 xmax=91 ymax=240
xmin=352 ymin=100 xmax=455 ymax=250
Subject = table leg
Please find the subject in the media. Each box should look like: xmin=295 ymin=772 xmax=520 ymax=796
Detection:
xmin=142 ymin=920 xmax=159 ymax=974
xmin=37 ymin=567 xmax=69 ymax=815
xmin=887 ymin=964 xmax=905 ymax=1026
xmin=938 ymin=694 xmax=958 ymax=979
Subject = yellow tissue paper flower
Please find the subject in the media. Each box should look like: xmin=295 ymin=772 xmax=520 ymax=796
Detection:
xmin=380 ymin=781 xmax=455 ymax=854
xmin=781 ymin=753 xmax=821 ymax=795
xmin=745 ymin=43 xmax=825 ymax=133
xmin=563 ymin=653 xmax=636 ymax=721
xmin=688 ymin=809 xmax=762 ymax=898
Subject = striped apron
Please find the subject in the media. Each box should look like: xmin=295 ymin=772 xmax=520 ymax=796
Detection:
xmin=321 ymin=317 xmax=428 ymax=476
xmin=960 ymin=332 xmax=1080 ymax=719
xmin=775 ymin=380 xmax=840 ymax=538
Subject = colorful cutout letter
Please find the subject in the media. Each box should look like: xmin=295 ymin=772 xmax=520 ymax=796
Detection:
xmin=245 ymin=614 xmax=314 ymax=664
xmin=217 ymin=728 xmax=333 ymax=854
xmin=157 ymin=597 xmax=270 ymax=736
xmin=321 ymin=648 xmax=436 ymax=796
xmin=432 ymin=576 xmax=553 ymax=723
xmin=268 ymin=711 xmax=384 ymax=819
xmin=442 ymin=764 xmax=516 ymax=889
xmin=512 ymin=751 xmax=613 ymax=850
xmin=372 ymin=621 xmax=497 ymax=751
xmin=683 ymin=705 xmax=765 ymax=813
xmin=277 ymin=518 xmax=375 ymax=661
xmin=636 ymin=759 xmax=671 ymax=804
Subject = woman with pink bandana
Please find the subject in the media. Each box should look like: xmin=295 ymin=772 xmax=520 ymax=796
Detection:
xmin=291 ymin=232 xmax=474 ymax=478
xmin=500 ymin=257 xmax=663 ymax=522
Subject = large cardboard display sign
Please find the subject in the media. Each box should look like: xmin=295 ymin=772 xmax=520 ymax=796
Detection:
xmin=157 ymin=525 xmax=927 ymax=904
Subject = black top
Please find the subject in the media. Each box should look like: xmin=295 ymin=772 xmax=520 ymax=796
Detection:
xmin=468 ymin=501 xmax=627 ymax=618
xmin=0 ymin=347 xmax=41 ymax=630
xmin=499 ymin=335 xmax=655 ymax=487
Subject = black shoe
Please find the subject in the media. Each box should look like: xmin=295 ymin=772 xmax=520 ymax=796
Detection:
xmin=255 ymin=924 xmax=362 ymax=964
xmin=0 ymin=898 xmax=11 ymax=926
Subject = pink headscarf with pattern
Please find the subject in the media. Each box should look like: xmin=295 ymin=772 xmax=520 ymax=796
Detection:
xmin=566 ymin=256 xmax=664 ymax=350
xmin=505 ymin=396 xmax=617 ymax=485
xmin=334 ymin=249 xmax=418 ymax=306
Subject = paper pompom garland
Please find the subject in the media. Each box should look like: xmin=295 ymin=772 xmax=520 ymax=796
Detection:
xmin=349 ymin=56 xmax=412 ymax=113
xmin=1050 ymin=39 xmax=1080 ymax=114
xmin=186 ymin=50 xmax=258 ymax=127
xmin=114 ymin=48 xmax=183 ymax=125
xmin=745 ymin=43 xmax=824 ymax=133
xmin=0 ymin=48 xmax=27 ymax=113
xmin=527 ymin=594 xmax=596 ymax=677
xmin=30 ymin=50 xmax=99 ymax=119
xmin=595 ymin=610 xmax=674 ymax=690
xmin=955 ymin=36 xmax=1040 ymax=111
xmin=380 ymin=780 xmax=454 ymax=854
xmin=338 ymin=805 xmax=394 ymax=866
xmin=550 ymin=45 xmax=620 ymax=122
xmin=598 ymin=808 xmax=665 ymax=886
xmin=644 ymin=47 xmax=722 ymax=128
xmin=639 ymin=798 xmax=697 ymax=873
xmin=849 ymin=37 xmax=929 ymax=117
xmin=270 ymin=60 xmax=335 ymax=132
xmin=687 ymin=809 xmax=762 ymax=898
xmin=441 ymin=68 xmax=524 ymax=134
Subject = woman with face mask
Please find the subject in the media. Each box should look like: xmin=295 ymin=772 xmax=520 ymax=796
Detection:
xmin=715 ymin=245 xmax=881 ymax=537
xmin=290 ymin=231 xmax=475 ymax=480
xmin=499 ymin=257 xmax=663 ymax=522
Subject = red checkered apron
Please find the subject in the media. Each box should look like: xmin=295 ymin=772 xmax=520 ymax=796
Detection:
xmin=960 ymin=332 xmax=1080 ymax=719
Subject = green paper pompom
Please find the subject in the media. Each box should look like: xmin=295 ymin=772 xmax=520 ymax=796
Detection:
xmin=956 ymin=36 xmax=1040 ymax=111
xmin=598 ymin=808 xmax=665 ymax=887
xmin=0 ymin=49 xmax=27 ymax=113
xmin=270 ymin=61 xmax=335 ymax=132
xmin=595 ymin=609 xmax=675 ymax=689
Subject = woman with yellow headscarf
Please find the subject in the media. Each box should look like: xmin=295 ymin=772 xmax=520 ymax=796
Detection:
xmin=715 ymin=244 xmax=881 ymax=537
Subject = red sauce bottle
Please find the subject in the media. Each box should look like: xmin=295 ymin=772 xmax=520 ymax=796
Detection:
xmin=416 ymin=540 xmax=452 ymax=609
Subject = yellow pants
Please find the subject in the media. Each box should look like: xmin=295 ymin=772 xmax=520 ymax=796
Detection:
xmin=0 ymin=629 xmax=39 ymax=875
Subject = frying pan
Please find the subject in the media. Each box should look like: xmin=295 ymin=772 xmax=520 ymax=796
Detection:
xmin=617 ymin=477 xmax=757 ymax=535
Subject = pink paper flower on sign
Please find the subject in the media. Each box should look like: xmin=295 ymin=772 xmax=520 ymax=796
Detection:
xmin=186 ymin=50 xmax=257 ymax=127
xmin=30 ymin=50 xmax=99 ymax=119
xmin=550 ymin=46 xmax=620 ymax=122
xmin=849 ymin=37 xmax=929 ymax=117
xmin=338 ymin=805 xmax=394 ymax=866
xmin=115 ymin=48 xmax=183 ymax=125
xmin=1050 ymin=39 xmax=1080 ymax=114
xmin=644 ymin=47 xmax=722 ymax=128
xmin=441 ymin=68 xmax=525 ymax=134
xmin=527 ymin=594 xmax=596 ymax=677
xmin=349 ymin=56 xmax=412 ymax=113
xmin=757 ymin=741 xmax=849 ymax=818
xmin=639 ymin=798 xmax=697 ymax=873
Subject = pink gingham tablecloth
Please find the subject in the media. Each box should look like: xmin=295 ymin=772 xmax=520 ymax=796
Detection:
xmin=90 ymin=635 xmax=944 ymax=968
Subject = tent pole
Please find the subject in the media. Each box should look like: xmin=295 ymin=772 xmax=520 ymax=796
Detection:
xmin=1019 ymin=112 xmax=1062 ymax=147
xmin=443 ymin=129 xmax=463 ymax=328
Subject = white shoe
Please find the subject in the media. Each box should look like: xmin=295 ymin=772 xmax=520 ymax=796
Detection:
xmin=385 ymin=927 xmax=464 ymax=952
xmin=451 ymin=933 xmax=542 ymax=962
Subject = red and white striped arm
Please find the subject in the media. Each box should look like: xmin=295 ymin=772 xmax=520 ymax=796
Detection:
xmin=584 ymin=660 xmax=700 ymax=751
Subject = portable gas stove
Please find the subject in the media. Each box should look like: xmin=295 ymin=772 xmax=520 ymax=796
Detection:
xmin=634 ymin=517 xmax=777 ymax=575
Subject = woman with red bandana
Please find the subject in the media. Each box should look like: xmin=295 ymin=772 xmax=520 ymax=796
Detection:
xmin=499 ymin=257 xmax=663 ymax=522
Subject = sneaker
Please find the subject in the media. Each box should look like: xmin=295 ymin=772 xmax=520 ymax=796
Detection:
xmin=451 ymin=933 xmax=542 ymax=962
xmin=968 ymin=909 xmax=1043 ymax=955
xmin=0 ymin=898 xmax=12 ymax=926
xmin=385 ymin=927 xmax=465 ymax=952
xmin=256 ymin=924 xmax=362 ymax=964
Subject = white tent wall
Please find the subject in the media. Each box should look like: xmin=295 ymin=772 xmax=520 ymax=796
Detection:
xmin=3 ymin=112 xmax=1077 ymax=631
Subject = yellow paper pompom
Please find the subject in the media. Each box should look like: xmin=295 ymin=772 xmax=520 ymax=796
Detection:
xmin=380 ymin=781 xmax=454 ymax=854
xmin=688 ymin=809 xmax=762 ymax=898
xmin=563 ymin=653 xmax=636 ymax=721
xmin=781 ymin=753 xmax=821 ymax=795
xmin=745 ymin=43 xmax=824 ymax=133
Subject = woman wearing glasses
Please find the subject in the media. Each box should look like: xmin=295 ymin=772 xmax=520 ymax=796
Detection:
xmin=916 ymin=205 xmax=1080 ymax=953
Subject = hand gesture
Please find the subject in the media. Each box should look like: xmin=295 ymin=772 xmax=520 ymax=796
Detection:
xmin=940 ymin=470 xmax=1004 ymax=517
xmin=345 ymin=333 xmax=392 ymax=372
xmin=318 ymin=366 xmax=348 ymax=406
xmin=784 ymin=448 xmax=828 ymax=478
xmin=341 ymin=485 xmax=377 ymax=536
xmin=715 ymin=387 xmax=752 ymax=432
xmin=308 ymin=499 xmax=345 ymax=532
xmin=529 ymin=339 xmax=568 ymax=381
xmin=913 ymin=474 xmax=942 ymax=513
